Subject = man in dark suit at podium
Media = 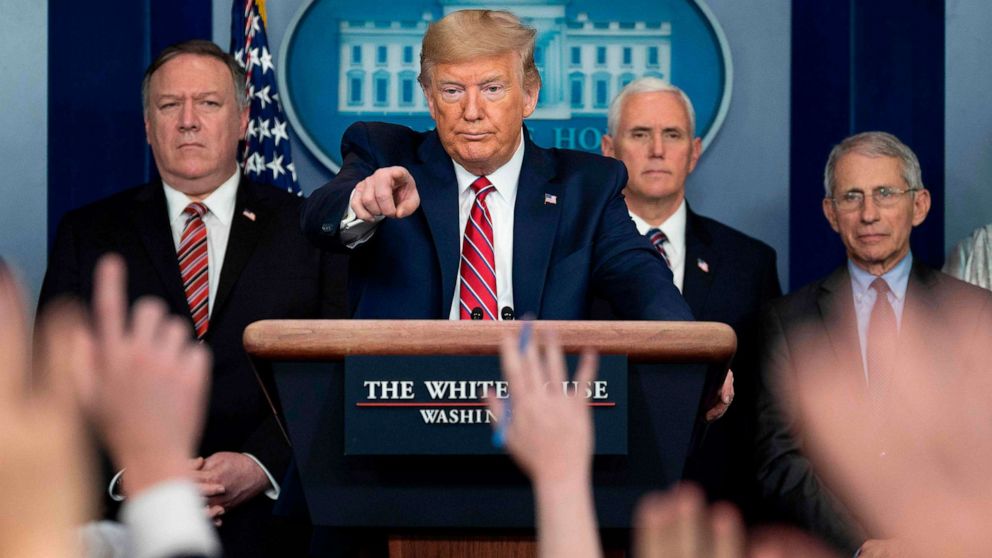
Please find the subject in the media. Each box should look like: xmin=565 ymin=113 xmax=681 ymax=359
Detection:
xmin=597 ymin=78 xmax=782 ymax=511
xmin=40 ymin=40 xmax=342 ymax=557
xmin=755 ymin=131 xmax=992 ymax=556
xmin=302 ymin=9 xmax=692 ymax=323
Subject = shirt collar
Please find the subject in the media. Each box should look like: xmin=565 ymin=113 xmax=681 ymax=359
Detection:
xmin=628 ymin=198 xmax=687 ymax=254
xmin=452 ymin=130 xmax=526 ymax=200
xmin=848 ymin=251 xmax=913 ymax=302
xmin=163 ymin=169 xmax=240 ymax=226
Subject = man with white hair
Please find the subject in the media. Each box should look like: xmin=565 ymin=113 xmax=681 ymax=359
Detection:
xmin=598 ymin=77 xmax=782 ymax=514
xmin=755 ymin=131 xmax=992 ymax=556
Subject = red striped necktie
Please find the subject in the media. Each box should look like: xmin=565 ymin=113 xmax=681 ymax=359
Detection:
xmin=178 ymin=202 xmax=210 ymax=338
xmin=459 ymin=176 xmax=498 ymax=320
xmin=647 ymin=228 xmax=672 ymax=268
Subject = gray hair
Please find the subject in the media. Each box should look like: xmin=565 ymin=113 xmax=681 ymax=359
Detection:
xmin=606 ymin=77 xmax=696 ymax=137
xmin=823 ymin=131 xmax=924 ymax=196
xmin=141 ymin=39 xmax=249 ymax=113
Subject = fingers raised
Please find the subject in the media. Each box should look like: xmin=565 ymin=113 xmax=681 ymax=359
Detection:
xmin=93 ymin=254 xmax=128 ymax=353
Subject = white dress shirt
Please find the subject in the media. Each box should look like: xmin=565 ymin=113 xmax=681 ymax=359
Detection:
xmin=338 ymin=133 xmax=526 ymax=319
xmin=162 ymin=171 xmax=240 ymax=317
xmin=80 ymin=480 xmax=221 ymax=558
xmin=628 ymin=198 xmax=687 ymax=292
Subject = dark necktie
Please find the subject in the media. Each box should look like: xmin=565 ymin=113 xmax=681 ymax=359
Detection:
xmin=646 ymin=228 xmax=672 ymax=268
xmin=459 ymin=177 xmax=498 ymax=320
xmin=867 ymin=278 xmax=897 ymax=399
xmin=178 ymin=202 xmax=210 ymax=338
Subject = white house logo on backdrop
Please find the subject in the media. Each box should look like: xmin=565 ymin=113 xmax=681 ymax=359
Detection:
xmin=279 ymin=0 xmax=731 ymax=172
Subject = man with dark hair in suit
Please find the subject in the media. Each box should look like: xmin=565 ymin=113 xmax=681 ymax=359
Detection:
xmin=40 ymin=39 xmax=343 ymax=557
xmin=755 ymin=131 xmax=992 ymax=557
xmin=302 ymin=9 xmax=693 ymax=323
xmin=597 ymin=77 xmax=782 ymax=512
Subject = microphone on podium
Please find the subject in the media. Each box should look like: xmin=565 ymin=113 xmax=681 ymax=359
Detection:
xmin=471 ymin=307 xmax=483 ymax=320
xmin=501 ymin=307 xmax=515 ymax=320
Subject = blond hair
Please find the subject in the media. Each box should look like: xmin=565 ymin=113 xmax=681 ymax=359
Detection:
xmin=419 ymin=9 xmax=541 ymax=92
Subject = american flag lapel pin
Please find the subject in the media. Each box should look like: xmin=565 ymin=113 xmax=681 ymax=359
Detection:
xmin=544 ymin=193 xmax=558 ymax=205
xmin=697 ymin=258 xmax=710 ymax=273
xmin=242 ymin=208 xmax=257 ymax=222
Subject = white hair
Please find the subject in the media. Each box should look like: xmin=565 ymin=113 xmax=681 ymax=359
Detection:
xmin=606 ymin=77 xmax=696 ymax=137
xmin=823 ymin=131 xmax=924 ymax=196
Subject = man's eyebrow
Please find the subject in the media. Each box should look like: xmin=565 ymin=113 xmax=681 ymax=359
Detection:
xmin=477 ymin=73 xmax=507 ymax=84
xmin=154 ymin=91 xmax=222 ymax=99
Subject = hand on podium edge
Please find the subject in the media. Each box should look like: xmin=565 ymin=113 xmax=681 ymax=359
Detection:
xmin=705 ymin=370 xmax=735 ymax=423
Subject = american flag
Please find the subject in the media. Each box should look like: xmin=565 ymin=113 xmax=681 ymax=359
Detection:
xmin=231 ymin=0 xmax=300 ymax=194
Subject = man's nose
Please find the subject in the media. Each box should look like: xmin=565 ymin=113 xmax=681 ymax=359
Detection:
xmin=649 ymin=133 xmax=665 ymax=157
xmin=860 ymin=195 xmax=881 ymax=222
xmin=178 ymin=100 xmax=199 ymax=132
xmin=462 ymin=89 xmax=482 ymax=121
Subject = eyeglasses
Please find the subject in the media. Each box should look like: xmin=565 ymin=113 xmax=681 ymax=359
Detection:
xmin=829 ymin=186 xmax=919 ymax=211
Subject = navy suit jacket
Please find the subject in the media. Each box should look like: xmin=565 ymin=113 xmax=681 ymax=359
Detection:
xmin=302 ymin=122 xmax=692 ymax=321
xmin=39 ymin=178 xmax=346 ymax=557
xmin=755 ymin=262 xmax=992 ymax=552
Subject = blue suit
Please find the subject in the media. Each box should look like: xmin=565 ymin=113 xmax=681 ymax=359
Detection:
xmin=303 ymin=122 xmax=692 ymax=320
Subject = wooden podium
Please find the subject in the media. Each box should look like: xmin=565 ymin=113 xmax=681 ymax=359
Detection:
xmin=245 ymin=320 xmax=735 ymax=557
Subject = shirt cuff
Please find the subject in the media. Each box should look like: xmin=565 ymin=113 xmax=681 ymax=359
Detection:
xmin=339 ymin=188 xmax=383 ymax=247
xmin=242 ymin=452 xmax=280 ymax=500
xmin=120 ymin=479 xmax=220 ymax=558
xmin=108 ymin=468 xmax=126 ymax=502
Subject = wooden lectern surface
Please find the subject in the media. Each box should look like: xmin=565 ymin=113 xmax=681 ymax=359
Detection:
xmin=244 ymin=319 xmax=736 ymax=363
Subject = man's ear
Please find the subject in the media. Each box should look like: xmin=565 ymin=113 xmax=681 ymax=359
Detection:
xmin=687 ymin=136 xmax=702 ymax=173
xmin=601 ymin=134 xmax=615 ymax=157
xmin=423 ymin=83 xmax=437 ymax=121
xmin=238 ymin=105 xmax=250 ymax=139
xmin=522 ymin=84 xmax=539 ymax=119
xmin=912 ymin=188 xmax=931 ymax=227
xmin=822 ymin=197 xmax=840 ymax=233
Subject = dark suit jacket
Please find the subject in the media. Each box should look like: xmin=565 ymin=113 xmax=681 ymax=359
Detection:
xmin=590 ymin=206 xmax=781 ymax=512
xmin=755 ymin=261 xmax=992 ymax=552
xmin=301 ymin=122 xmax=692 ymax=321
xmin=678 ymin=208 xmax=781 ymax=512
xmin=40 ymin=177 xmax=346 ymax=557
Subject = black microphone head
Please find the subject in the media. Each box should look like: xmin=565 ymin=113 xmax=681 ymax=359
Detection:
xmin=501 ymin=306 xmax=515 ymax=320
xmin=471 ymin=307 xmax=483 ymax=320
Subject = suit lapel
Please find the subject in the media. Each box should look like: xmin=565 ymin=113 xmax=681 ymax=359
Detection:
xmin=681 ymin=206 xmax=715 ymax=317
xmin=213 ymin=178 xmax=264 ymax=321
xmin=512 ymin=133 xmax=560 ymax=316
xmin=413 ymin=132 xmax=461 ymax=314
xmin=817 ymin=265 xmax=867 ymax=386
xmin=130 ymin=182 xmax=188 ymax=311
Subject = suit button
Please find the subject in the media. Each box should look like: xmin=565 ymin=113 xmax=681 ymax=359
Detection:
xmin=322 ymin=223 xmax=333 ymax=233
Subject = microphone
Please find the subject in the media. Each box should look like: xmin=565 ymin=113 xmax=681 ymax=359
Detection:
xmin=501 ymin=306 xmax=515 ymax=320
xmin=471 ymin=307 xmax=483 ymax=320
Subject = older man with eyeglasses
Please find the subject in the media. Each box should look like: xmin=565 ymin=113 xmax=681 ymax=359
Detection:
xmin=753 ymin=131 xmax=992 ymax=557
